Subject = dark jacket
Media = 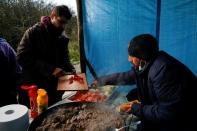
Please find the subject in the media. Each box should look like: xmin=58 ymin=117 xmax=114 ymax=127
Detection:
xmin=98 ymin=51 xmax=197 ymax=131
xmin=17 ymin=16 xmax=75 ymax=105
xmin=0 ymin=38 xmax=22 ymax=107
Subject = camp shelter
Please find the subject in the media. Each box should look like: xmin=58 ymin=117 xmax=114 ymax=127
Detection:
xmin=76 ymin=0 xmax=197 ymax=92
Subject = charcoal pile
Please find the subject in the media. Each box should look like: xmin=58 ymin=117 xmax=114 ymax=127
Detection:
xmin=35 ymin=104 xmax=124 ymax=131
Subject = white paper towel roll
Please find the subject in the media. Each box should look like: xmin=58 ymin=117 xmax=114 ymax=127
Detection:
xmin=0 ymin=104 xmax=29 ymax=131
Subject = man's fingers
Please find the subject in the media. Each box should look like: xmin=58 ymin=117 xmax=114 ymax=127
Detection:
xmin=90 ymin=80 xmax=98 ymax=88
xmin=119 ymin=103 xmax=131 ymax=112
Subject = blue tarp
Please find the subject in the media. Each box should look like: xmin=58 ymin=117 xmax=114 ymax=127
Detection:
xmin=82 ymin=0 xmax=197 ymax=92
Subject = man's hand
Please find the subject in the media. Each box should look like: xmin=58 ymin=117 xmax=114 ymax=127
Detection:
xmin=119 ymin=100 xmax=140 ymax=113
xmin=53 ymin=68 xmax=66 ymax=78
xmin=90 ymin=80 xmax=98 ymax=88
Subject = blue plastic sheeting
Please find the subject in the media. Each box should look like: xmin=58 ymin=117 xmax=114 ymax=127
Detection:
xmin=159 ymin=0 xmax=197 ymax=74
xmin=82 ymin=0 xmax=197 ymax=89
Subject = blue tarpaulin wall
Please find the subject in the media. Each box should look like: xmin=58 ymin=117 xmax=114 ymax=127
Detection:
xmin=82 ymin=0 xmax=197 ymax=92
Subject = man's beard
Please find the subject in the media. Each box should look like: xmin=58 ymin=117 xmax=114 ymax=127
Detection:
xmin=48 ymin=24 xmax=64 ymax=36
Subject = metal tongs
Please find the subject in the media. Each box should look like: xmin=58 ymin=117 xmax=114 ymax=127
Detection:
xmin=62 ymin=91 xmax=77 ymax=100
xmin=107 ymin=114 xmax=141 ymax=131
xmin=108 ymin=121 xmax=141 ymax=131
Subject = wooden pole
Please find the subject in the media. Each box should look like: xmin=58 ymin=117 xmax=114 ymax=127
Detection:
xmin=76 ymin=0 xmax=86 ymax=73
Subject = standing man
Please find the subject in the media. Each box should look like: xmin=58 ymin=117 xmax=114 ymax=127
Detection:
xmin=0 ymin=37 xmax=21 ymax=107
xmin=93 ymin=34 xmax=197 ymax=131
xmin=17 ymin=5 xmax=75 ymax=106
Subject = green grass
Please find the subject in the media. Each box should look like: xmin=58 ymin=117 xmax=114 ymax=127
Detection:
xmin=68 ymin=40 xmax=80 ymax=64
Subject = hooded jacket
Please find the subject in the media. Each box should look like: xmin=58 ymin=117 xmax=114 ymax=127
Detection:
xmin=17 ymin=16 xmax=75 ymax=105
xmin=97 ymin=51 xmax=197 ymax=131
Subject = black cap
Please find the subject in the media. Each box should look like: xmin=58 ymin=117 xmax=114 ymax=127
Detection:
xmin=128 ymin=34 xmax=159 ymax=61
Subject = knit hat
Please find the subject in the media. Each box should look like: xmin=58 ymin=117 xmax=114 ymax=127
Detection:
xmin=128 ymin=34 xmax=159 ymax=61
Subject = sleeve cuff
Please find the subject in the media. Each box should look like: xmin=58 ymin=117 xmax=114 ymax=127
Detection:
xmin=131 ymin=103 xmax=143 ymax=117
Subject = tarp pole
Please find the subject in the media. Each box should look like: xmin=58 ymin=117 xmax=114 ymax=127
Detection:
xmin=76 ymin=0 xmax=86 ymax=73
xmin=76 ymin=0 xmax=98 ymax=80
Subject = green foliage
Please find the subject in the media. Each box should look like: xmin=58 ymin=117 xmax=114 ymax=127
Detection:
xmin=0 ymin=0 xmax=79 ymax=64
xmin=69 ymin=40 xmax=80 ymax=64
xmin=0 ymin=0 xmax=53 ymax=49
xmin=65 ymin=16 xmax=80 ymax=64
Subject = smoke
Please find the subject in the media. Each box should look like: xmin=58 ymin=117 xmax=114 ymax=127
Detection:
xmin=86 ymin=103 xmax=124 ymax=131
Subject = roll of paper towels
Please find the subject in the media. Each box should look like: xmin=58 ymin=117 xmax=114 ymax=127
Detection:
xmin=0 ymin=104 xmax=29 ymax=131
